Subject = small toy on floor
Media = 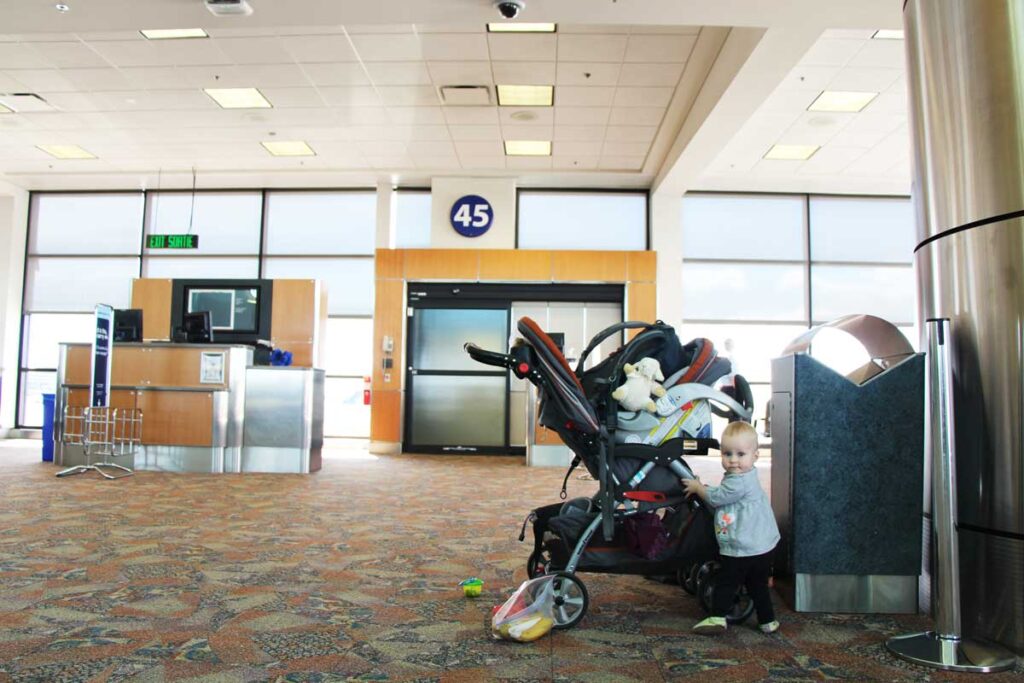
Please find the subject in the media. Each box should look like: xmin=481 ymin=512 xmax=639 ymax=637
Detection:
xmin=459 ymin=577 xmax=483 ymax=597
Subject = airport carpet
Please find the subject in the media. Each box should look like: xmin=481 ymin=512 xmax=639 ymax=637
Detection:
xmin=0 ymin=441 xmax=1020 ymax=683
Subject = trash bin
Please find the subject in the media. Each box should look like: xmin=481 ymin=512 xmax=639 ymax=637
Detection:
xmin=41 ymin=393 xmax=55 ymax=462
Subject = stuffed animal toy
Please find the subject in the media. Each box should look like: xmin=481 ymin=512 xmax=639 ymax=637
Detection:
xmin=611 ymin=357 xmax=666 ymax=412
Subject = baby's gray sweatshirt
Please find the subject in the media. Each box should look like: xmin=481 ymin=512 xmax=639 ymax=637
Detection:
xmin=705 ymin=469 xmax=780 ymax=557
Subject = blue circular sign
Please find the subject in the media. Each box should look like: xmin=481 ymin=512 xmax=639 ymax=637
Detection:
xmin=450 ymin=194 xmax=493 ymax=237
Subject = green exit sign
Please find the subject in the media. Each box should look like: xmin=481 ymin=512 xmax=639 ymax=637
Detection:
xmin=148 ymin=234 xmax=199 ymax=249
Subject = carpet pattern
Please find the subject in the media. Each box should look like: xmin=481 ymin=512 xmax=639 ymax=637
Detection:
xmin=0 ymin=443 xmax=1019 ymax=682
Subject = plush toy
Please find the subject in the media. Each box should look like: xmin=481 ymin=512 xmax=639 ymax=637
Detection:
xmin=611 ymin=357 xmax=666 ymax=412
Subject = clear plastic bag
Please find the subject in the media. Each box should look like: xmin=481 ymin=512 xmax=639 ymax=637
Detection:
xmin=490 ymin=575 xmax=556 ymax=642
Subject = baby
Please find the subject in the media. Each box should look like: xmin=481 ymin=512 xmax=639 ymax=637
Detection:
xmin=682 ymin=421 xmax=780 ymax=634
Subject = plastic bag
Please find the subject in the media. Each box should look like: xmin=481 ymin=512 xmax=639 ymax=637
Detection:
xmin=490 ymin=575 xmax=555 ymax=642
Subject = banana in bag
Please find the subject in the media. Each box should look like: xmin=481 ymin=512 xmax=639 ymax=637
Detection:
xmin=490 ymin=575 xmax=556 ymax=643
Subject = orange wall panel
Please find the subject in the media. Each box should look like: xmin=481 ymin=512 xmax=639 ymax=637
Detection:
xmin=627 ymin=251 xmax=657 ymax=283
xmin=479 ymin=249 xmax=552 ymax=281
xmin=130 ymin=279 xmax=173 ymax=341
xmin=403 ymin=249 xmax=479 ymax=280
xmin=552 ymin=251 xmax=628 ymax=282
xmin=372 ymin=279 xmax=404 ymax=392
xmin=627 ymin=282 xmax=657 ymax=334
xmin=375 ymin=249 xmax=405 ymax=279
xmin=369 ymin=389 xmax=402 ymax=442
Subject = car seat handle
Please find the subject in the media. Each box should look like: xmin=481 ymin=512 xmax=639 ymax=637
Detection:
xmin=575 ymin=320 xmax=660 ymax=374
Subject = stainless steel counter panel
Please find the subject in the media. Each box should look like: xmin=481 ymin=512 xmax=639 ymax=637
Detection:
xmin=905 ymin=0 xmax=1024 ymax=239
xmin=241 ymin=367 xmax=324 ymax=473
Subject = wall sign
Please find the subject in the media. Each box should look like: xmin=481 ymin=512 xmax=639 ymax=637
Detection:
xmin=91 ymin=304 xmax=114 ymax=407
xmin=449 ymin=195 xmax=493 ymax=237
xmin=148 ymin=234 xmax=199 ymax=249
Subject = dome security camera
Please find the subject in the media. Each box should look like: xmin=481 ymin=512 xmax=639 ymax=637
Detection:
xmin=494 ymin=0 xmax=524 ymax=19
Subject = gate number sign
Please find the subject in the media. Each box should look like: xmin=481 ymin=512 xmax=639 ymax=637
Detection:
xmin=450 ymin=195 xmax=493 ymax=237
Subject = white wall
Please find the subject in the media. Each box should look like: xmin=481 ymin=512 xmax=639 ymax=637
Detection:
xmin=0 ymin=183 xmax=29 ymax=433
xmin=430 ymin=177 xmax=516 ymax=249
xmin=650 ymin=190 xmax=682 ymax=328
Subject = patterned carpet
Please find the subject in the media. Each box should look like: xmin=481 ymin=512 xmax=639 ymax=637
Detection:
xmin=0 ymin=439 xmax=1019 ymax=683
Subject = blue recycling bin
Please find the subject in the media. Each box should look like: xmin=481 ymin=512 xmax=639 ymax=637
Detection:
xmin=41 ymin=393 xmax=55 ymax=462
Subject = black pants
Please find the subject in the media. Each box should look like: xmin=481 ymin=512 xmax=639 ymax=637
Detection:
xmin=711 ymin=550 xmax=775 ymax=624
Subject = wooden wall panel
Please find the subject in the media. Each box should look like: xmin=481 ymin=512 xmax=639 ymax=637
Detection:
xmin=479 ymin=250 xmax=552 ymax=281
xmin=551 ymin=251 xmax=628 ymax=282
xmin=372 ymin=279 xmax=404 ymax=392
xmin=369 ymin=389 xmax=402 ymax=441
xmin=283 ymin=342 xmax=314 ymax=369
xmin=65 ymin=345 xmax=91 ymax=385
xmin=130 ymin=279 xmax=173 ymax=341
xmin=136 ymin=391 xmax=213 ymax=446
xmin=375 ymin=249 xmax=404 ymax=279
xmin=403 ymin=249 xmax=479 ymax=280
xmin=64 ymin=345 xmax=232 ymax=389
xmin=271 ymin=279 xmax=316 ymax=368
xmin=627 ymin=282 xmax=657 ymax=338
xmin=627 ymin=251 xmax=657 ymax=283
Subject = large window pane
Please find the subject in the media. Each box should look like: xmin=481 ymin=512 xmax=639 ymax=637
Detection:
xmin=265 ymin=191 xmax=375 ymax=255
xmin=324 ymin=318 xmax=373 ymax=377
xmin=395 ymin=191 xmax=431 ymax=248
xmin=145 ymin=191 xmax=262 ymax=255
xmin=25 ymin=256 xmax=138 ymax=312
xmin=262 ymin=257 xmax=374 ymax=315
xmin=19 ymin=370 xmax=55 ymax=427
xmin=518 ymin=191 xmax=647 ymax=251
xmin=682 ymin=262 xmax=806 ymax=322
xmin=143 ymin=256 xmax=258 ymax=279
xmin=411 ymin=308 xmax=508 ymax=371
xmin=810 ymin=196 xmax=914 ymax=263
xmin=682 ymin=194 xmax=805 ymax=260
xmin=811 ymin=264 xmax=916 ymax=325
xmin=325 ymin=377 xmax=370 ymax=437
xmin=22 ymin=313 xmax=94 ymax=368
xmin=31 ymin=193 xmax=144 ymax=255
xmin=676 ymin=322 xmax=809 ymax=384
xmin=410 ymin=375 xmax=506 ymax=446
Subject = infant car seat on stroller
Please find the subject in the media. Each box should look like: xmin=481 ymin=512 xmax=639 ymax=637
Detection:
xmin=466 ymin=317 xmax=756 ymax=628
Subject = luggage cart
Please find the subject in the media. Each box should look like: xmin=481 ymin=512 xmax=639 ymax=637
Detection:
xmin=56 ymin=405 xmax=142 ymax=479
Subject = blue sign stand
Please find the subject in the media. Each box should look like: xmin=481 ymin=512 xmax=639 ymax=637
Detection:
xmin=450 ymin=194 xmax=494 ymax=237
xmin=92 ymin=304 xmax=114 ymax=407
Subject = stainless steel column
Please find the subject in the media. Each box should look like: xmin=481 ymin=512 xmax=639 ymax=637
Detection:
xmin=905 ymin=0 xmax=1024 ymax=655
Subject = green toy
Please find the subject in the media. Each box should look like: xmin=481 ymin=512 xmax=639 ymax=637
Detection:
xmin=459 ymin=577 xmax=484 ymax=597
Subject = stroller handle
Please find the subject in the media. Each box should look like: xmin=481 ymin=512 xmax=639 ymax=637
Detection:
xmin=464 ymin=342 xmax=514 ymax=370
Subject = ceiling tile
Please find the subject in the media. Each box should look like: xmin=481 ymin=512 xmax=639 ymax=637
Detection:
xmin=414 ymin=24 xmax=484 ymax=34
xmin=500 ymin=123 xmax=553 ymax=139
xmin=778 ymin=65 xmax=839 ymax=91
xmin=350 ymin=126 xmax=413 ymax=142
xmin=607 ymin=107 xmax=664 ymax=126
xmin=455 ymin=140 xmax=504 ymax=156
xmin=828 ymin=112 xmax=904 ymax=147
xmin=778 ymin=111 xmax=856 ymax=145
xmin=366 ymin=155 xmax=415 ymax=169
xmin=556 ymin=86 xmax=614 ymax=107
xmin=868 ymin=91 xmax=908 ymax=114
xmin=506 ymin=156 xmax=552 ymax=170
xmin=276 ymin=26 xmax=347 ymax=36
xmin=319 ymin=86 xmax=383 ymax=107
xmin=498 ymin=107 xmax=553 ymax=126
xmin=344 ymin=25 xmax=414 ymax=34
xmin=555 ymin=107 xmax=610 ymax=126
xmin=599 ymin=155 xmax=645 ymax=170
xmin=605 ymin=125 xmax=657 ymax=143
xmin=427 ymin=61 xmax=492 ymax=86
xmin=554 ymin=125 xmax=606 ymax=142
xmin=491 ymin=61 xmax=555 ymax=85
xmin=364 ymin=62 xmax=432 ymax=85
xmin=556 ymin=62 xmax=620 ymax=86
xmin=88 ymin=40 xmax=230 ymax=68
xmin=459 ymin=156 xmax=506 ymax=169
xmin=281 ymin=35 xmax=358 ymax=63
xmin=487 ymin=34 xmax=557 ymax=62
xmin=377 ymin=86 xmax=439 ymax=106
xmin=58 ymin=67 xmax=134 ymax=91
xmin=259 ymin=87 xmax=326 ymax=108
xmin=800 ymin=38 xmax=865 ymax=67
xmin=301 ymin=63 xmax=370 ymax=86
xmin=557 ymin=35 xmax=627 ymax=63
xmin=631 ymin=26 xmax=701 ymax=35
xmin=388 ymin=106 xmax=445 ymax=125
xmin=332 ymin=106 xmax=390 ymax=125
xmin=215 ymin=37 xmax=293 ymax=65
xmin=119 ymin=66 xmax=190 ymax=89
xmin=552 ymin=141 xmax=602 ymax=157
xmin=0 ymin=70 xmax=26 ymax=90
xmin=795 ymin=145 xmax=866 ymax=175
xmin=36 ymin=42 xmax=110 ymax=69
xmin=442 ymin=106 xmax=499 ymax=125
xmin=821 ymin=29 xmax=876 ymax=40
xmin=602 ymin=141 xmax=649 ymax=156
xmin=34 ymin=91 xmax=100 ymax=112
xmin=203 ymin=27 xmax=280 ymax=38
xmin=236 ymin=64 xmax=313 ymax=88
xmin=0 ymin=43 xmax=53 ymax=69
xmin=613 ymin=87 xmax=673 ymax=108
xmin=617 ymin=62 xmax=683 ymax=87
xmin=406 ymin=125 xmax=451 ymax=141
xmin=559 ymin=25 xmax=631 ymax=34
xmin=848 ymin=39 xmax=905 ymax=69
xmin=412 ymin=155 xmax=461 ymax=169
xmin=5 ymin=69 xmax=77 ymax=92
xmin=349 ymin=34 xmax=422 ymax=62
xmin=449 ymin=124 xmax=501 ymax=141
xmin=355 ymin=140 xmax=408 ymax=155
xmin=624 ymin=34 xmax=696 ymax=63
xmin=406 ymin=140 xmax=456 ymax=156
xmin=552 ymin=156 xmax=599 ymax=170
xmin=757 ymin=88 xmax=819 ymax=115
xmin=420 ymin=34 xmax=489 ymax=61
xmin=828 ymin=66 xmax=902 ymax=92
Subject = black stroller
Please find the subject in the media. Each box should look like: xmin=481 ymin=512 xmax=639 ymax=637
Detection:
xmin=466 ymin=317 xmax=757 ymax=629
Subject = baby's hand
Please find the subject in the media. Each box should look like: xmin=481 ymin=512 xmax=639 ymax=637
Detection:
xmin=681 ymin=477 xmax=704 ymax=499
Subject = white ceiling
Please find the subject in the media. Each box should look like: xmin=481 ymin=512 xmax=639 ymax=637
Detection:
xmin=696 ymin=29 xmax=911 ymax=195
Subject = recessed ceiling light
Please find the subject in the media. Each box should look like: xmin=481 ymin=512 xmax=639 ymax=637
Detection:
xmin=497 ymin=84 xmax=553 ymax=107
xmin=764 ymin=144 xmax=819 ymax=161
xmin=38 ymin=144 xmax=96 ymax=159
xmin=54 ymin=3 xmax=70 ymax=12
xmin=204 ymin=87 xmax=272 ymax=109
xmin=141 ymin=28 xmax=209 ymax=40
xmin=261 ymin=140 xmax=316 ymax=157
xmin=504 ymin=140 xmax=551 ymax=156
xmin=808 ymin=90 xmax=878 ymax=113
xmin=872 ymin=29 xmax=904 ymax=40
xmin=487 ymin=23 xmax=556 ymax=33
xmin=0 ymin=103 xmax=11 ymax=114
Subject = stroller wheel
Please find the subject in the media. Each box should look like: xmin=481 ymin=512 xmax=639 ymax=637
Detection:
xmin=527 ymin=549 xmax=551 ymax=579
xmin=694 ymin=560 xmax=716 ymax=603
xmin=677 ymin=562 xmax=700 ymax=595
xmin=697 ymin=563 xmax=756 ymax=625
xmin=549 ymin=572 xmax=589 ymax=630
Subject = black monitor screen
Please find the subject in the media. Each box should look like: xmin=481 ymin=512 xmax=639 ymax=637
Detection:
xmin=113 ymin=309 xmax=143 ymax=342
xmin=187 ymin=287 xmax=258 ymax=332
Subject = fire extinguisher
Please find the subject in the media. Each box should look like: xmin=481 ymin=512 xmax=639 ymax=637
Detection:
xmin=363 ymin=376 xmax=371 ymax=405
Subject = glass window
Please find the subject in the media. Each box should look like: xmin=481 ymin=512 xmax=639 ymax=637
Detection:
xmin=411 ymin=308 xmax=508 ymax=371
xmin=682 ymin=194 xmax=805 ymax=261
xmin=265 ymin=191 xmax=376 ymax=255
xmin=144 ymin=191 xmax=262 ymax=255
xmin=409 ymin=375 xmax=506 ymax=446
xmin=395 ymin=191 xmax=431 ymax=248
xmin=810 ymin=196 xmax=915 ymax=263
xmin=24 ymin=256 xmax=138 ymax=312
xmin=22 ymin=313 xmax=95 ymax=368
xmin=681 ymin=262 xmax=806 ymax=322
xmin=262 ymin=257 xmax=374 ymax=316
xmin=811 ymin=264 xmax=916 ymax=325
xmin=325 ymin=377 xmax=370 ymax=438
xmin=324 ymin=318 xmax=373 ymax=377
xmin=30 ymin=193 xmax=144 ymax=255
xmin=19 ymin=370 xmax=56 ymax=427
xmin=518 ymin=191 xmax=647 ymax=251
xmin=676 ymin=322 xmax=810 ymax=384
xmin=143 ymin=256 xmax=259 ymax=279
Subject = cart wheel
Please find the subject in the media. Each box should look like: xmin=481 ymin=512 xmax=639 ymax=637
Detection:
xmin=697 ymin=564 xmax=756 ymax=625
xmin=694 ymin=560 xmax=717 ymax=606
xmin=549 ymin=572 xmax=589 ymax=630
xmin=527 ymin=549 xmax=550 ymax=579
xmin=676 ymin=562 xmax=699 ymax=595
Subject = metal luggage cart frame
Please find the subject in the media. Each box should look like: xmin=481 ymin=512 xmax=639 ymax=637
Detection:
xmin=57 ymin=405 xmax=143 ymax=479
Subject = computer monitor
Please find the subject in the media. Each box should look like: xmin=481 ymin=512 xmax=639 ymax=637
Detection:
xmin=113 ymin=308 xmax=143 ymax=342
xmin=182 ymin=310 xmax=213 ymax=343
xmin=170 ymin=279 xmax=273 ymax=345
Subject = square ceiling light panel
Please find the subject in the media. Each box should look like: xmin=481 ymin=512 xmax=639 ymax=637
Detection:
xmin=204 ymin=88 xmax=272 ymax=109
xmin=764 ymin=144 xmax=819 ymax=161
xmin=497 ymin=84 xmax=553 ymax=107
xmin=873 ymin=29 xmax=904 ymax=39
xmin=38 ymin=144 xmax=97 ymax=159
xmin=0 ymin=103 xmax=10 ymax=113
xmin=262 ymin=140 xmax=316 ymax=157
xmin=505 ymin=140 xmax=551 ymax=156
xmin=808 ymin=91 xmax=878 ymax=113
xmin=140 ymin=28 xmax=208 ymax=39
xmin=487 ymin=23 xmax=556 ymax=32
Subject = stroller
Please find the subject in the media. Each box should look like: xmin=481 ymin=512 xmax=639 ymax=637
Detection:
xmin=466 ymin=317 xmax=756 ymax=629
